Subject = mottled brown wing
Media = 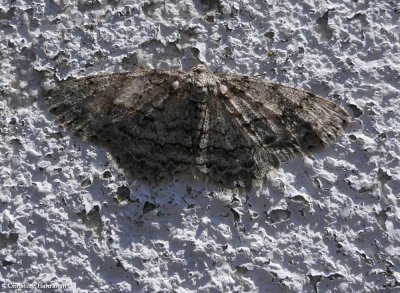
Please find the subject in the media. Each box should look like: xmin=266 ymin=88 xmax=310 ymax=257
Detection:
xmin=218 ymin=74 xmax=350 ymax=153
xmin=195 ymin=95 xmax=281 ymax=187
xmin=46 ymin=69 xmax=194 ymax=181
xmin=197 ymin=74 xmax=350 ymax=187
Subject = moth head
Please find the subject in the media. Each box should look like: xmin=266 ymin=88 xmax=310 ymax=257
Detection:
xmin=189 ymin=64 xmax=219 ymax=101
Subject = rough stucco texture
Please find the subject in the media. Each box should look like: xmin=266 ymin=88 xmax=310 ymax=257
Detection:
xmin=0 ymin=0 xmax=399 ymax=292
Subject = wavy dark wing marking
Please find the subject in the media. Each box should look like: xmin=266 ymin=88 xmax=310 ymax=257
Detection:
xmin=217 ymin=74 xmax=350 ymax=157
xmin=195 ymin=94 xmax=280 ymax=187
xmin=46 ymin=69 xmax=194 ymax=181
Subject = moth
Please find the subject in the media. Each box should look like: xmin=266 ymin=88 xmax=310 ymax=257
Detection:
xmin=46 ymin=64 xmax=350 ymax=188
